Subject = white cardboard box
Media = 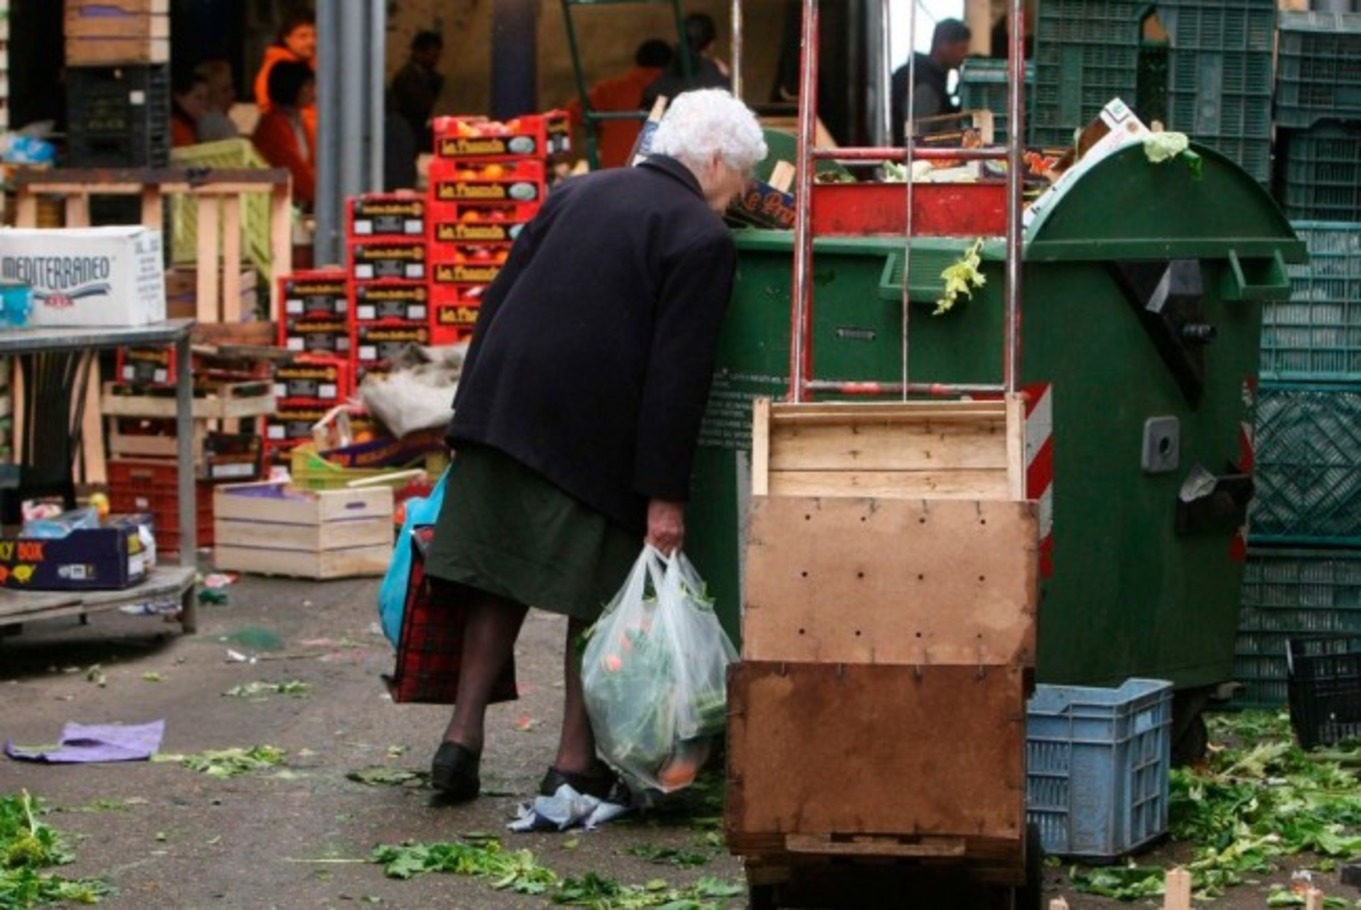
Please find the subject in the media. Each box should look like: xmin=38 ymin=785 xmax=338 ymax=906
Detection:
xmin=0 ymin=226 xmax=166 ymax=327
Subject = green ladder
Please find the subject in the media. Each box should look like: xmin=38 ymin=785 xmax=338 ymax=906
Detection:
xmin=559 ymin=0 xmax=693 ymax=170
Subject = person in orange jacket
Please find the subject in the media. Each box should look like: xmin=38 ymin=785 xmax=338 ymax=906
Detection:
xmin=254 ymin=6 xmax=317 ymax=148
xmin=565 ymin=39 xmax=671 ymax=169
xmin=252 ymin=60 xmax=316 ymax=209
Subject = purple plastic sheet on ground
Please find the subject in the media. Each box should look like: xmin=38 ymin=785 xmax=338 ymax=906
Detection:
xmin=4 ymin=719 xmax=166 ymax=763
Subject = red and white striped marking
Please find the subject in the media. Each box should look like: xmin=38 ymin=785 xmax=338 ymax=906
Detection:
xmin=1230 ymin=375 xmax=1257 ymax=563
xmin=1024 ymin=383 xmax=1055 ymax=577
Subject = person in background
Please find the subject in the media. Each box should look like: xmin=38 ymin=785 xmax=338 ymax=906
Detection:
xmin=171 ymin=71 xmax=210 ymax=148
xmin=252 ymin=60 xmax=316 ymax=210
xmin=565 ymin=38 xmax=671 ymax=169
xmin=194 ymin=59 xmax=240 ymax=142
xmin=254 ymin=5 xmax=317 ymax=148
xmin=640 ymin=13 xmax=731 ymax=111
xmin=390 ymin=30 xmax=445 ymax=154
xmin=890 ymin=18 xmax=972 ymax=146
xmin=420 ymin=89 xmax=766 ymax=805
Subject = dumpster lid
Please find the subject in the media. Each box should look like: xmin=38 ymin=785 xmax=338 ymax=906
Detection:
xmin=1023 ymin=142 xmax=1306 ymax=265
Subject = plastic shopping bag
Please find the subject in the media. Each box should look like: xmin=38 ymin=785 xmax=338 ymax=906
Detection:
xmin=582 ymin=546 xmax=738 ymax=793
xmin=377 ymin=468 xmax=448 ymax=645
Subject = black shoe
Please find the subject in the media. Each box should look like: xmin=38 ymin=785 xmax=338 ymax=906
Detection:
xmin=538 ymin=761 xmax=619 ymax=801
xmin=430 ymin=742 xmax=480 ymax=802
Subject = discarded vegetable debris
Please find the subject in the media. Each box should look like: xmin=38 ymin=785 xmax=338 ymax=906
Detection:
xmin=1069 ymin=711 xmax=1361 ymax=901
xmin=222 ymin=680 xmax=310 ymax=699
xmin=0 ymin=791 xmax=109 ymax=908
xmin=371 ymin=836 xmax=743 ymax=908
xmin=155 ymin=744 xmax=287 ymax=778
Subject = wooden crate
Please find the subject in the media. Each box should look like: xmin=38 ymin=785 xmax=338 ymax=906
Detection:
xmin=726 ymin=661 xmax=1028 ymax=850
xmin=742 ymin=496 xmax=1039 ymax=665
xmin=212 ymin=481 xmax=393 ymax=579
xmin=751 ymin=397 xmax=1025 ymax=501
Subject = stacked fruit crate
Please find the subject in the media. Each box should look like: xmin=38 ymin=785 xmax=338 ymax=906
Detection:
xmin=1234 ymin=11 xmax=1361 ymax=709
xmin=426 ymin=113 xmax=568 ymax=342
xmin=347 ymin=194 xmax=432 ymax=380
xmin=272 ymin=271 xmax=353 ymax=455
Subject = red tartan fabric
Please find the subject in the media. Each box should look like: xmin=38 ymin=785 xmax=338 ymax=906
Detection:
xmin=384 ymin=526 xmax=519 ymax=705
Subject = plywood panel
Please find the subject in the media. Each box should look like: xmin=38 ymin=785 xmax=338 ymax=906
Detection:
xmin=766 ymin=468 xmax=1011 ymax=500
xmin=726 ymin=661 xmax=1027 ymax=842
xmin=769 ymin=420 xmax=1010 ymax=471
xmin=743 ymin=497 xmax=1038 ymax=665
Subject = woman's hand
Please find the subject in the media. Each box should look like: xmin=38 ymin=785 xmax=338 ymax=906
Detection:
xmin=646 ymin=499 xmax=685 ymax=555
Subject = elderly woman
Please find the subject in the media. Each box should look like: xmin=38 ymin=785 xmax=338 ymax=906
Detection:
xmin=421 ymin=89 xmax=766 ymax=803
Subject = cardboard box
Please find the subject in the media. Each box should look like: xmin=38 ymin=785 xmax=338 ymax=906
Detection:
xmin=0 ymin=226 xmax=166 ymax=327
xmin=213 ymin=481 xmax=394 ymax=579
xmin=0 ymin=514 xmax=151 ymax=590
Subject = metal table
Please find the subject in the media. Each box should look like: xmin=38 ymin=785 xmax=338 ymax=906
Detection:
xmin=0 ymin=319 xmax=198 ymax=632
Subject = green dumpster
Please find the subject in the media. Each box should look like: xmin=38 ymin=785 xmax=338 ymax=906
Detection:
xmin=691 ymin=142 xmax=1305 ymax=757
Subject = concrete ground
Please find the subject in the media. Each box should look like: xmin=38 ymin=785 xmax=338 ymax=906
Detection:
xmin=0 ymin=569 xmax=1336 ymax=909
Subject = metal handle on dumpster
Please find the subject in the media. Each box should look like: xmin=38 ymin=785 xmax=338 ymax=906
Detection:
xmin=1221 ymin=249 xmax=1290 ymax=302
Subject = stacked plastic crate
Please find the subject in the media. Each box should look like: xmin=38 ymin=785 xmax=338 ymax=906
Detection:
xmin=1029 ymin=0 xmax=1142 ymax=148
xmin=1156 ymin=0 xmax=1275 ymax=187
xmin=271 ymin=271 xmax=354 ymax=457
xmin=1030 ymin=0 xmax=1274 ymax=187
xmin=957 ymin=58 xmax=1033 ymax=144
xmin=1234 ymin=12 xmax=1361 ymax=709
xmin=426 ymin=113 xmax=568 ymax=342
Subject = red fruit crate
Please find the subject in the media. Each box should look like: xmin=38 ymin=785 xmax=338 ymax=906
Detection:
xmin=427 ymin=201 xmax=536 ymax=244
xmin=352 ymin=281 xmax=429 ymax=323
xmin=432 ymin=111 xmax=570 ymax=160
xmin=279 ymin=271 xmax=349 ymax=320
xmin=106 ymin=457 xmax=215 ymax=555
xmin=273 ymin=353 xmax=352 ymax=405
xmin=349 ymin=240 xmax=428 ymax=282
xmin=347 ymin=193 xmax=427 ymax=239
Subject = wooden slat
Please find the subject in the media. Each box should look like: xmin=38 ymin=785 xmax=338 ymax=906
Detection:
xmin=751 ymin=397 xmax=771 ymax=497
xmin=101 ymin=384 xmax=276 ymax=420
xmin=726 ymin=661 xmax=1027 ymax=842
xmin=211 ymin=543 xmax=392 ymax=579
xmin=743 ymin=497 xmax=1039 ymax=665
xmin=767 ymin=468 xmax=1011 ymax=500
xmin=769 ymin=420 xmax=1009 ymax=472
xmin=1163 ymin=868 xmax=1191 ymax=910
xmin=221 ymin=196 xmax=243 ymax=323
xmin=785 ymin=834 xmax=966 ymax=858
xmin=269 ymin=184 xmax=294 ymax=318
xmin=770 ymin=401 xmax=1008 ymax=425
xmin=64 ymin=194 xmax=91 ymax=228
xmin=1006 ymin=393 xmax=1026 ymax=500
xmin=140 ymin=185 xmax=163 ymax=230
xmin=196 ymin=195 xmax=222 ymax=323
xmin=214 ymin=517 xmax=391 ymax=551
xmin=15 ymin=193 xmax=38 ymax=227
xmin=79 ymin=365 xmax=106 ymax=485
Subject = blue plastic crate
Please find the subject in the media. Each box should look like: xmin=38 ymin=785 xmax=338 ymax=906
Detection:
xmin=1234 ymin=548 xmax=1361 ymax=708
xmin=1249 ymin=384 xmax=1361 ymax=545
xmin=1276 ymin=12 xmax=1361 ymax=130
xmin=1262 ymin=222 xmax=1361 ymax=382
xmin=1026 ymin=678 xmax=1173 ymax=860
xmin=1278 ymin=124 xmax=1361 ymax=222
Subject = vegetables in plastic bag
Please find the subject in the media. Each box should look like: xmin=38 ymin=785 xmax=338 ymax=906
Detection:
xmin=582 ymin=546 xmax=737 ymax=793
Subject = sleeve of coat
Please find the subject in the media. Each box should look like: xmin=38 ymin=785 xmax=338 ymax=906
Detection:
xmin=632 ymin=229 xmax=736 ymax=502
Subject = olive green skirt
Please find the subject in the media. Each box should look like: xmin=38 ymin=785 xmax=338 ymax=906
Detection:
xmin=424 ymin=444 xmax=640 ymax=621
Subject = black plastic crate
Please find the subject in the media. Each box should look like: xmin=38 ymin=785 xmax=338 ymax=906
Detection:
xmin=65 ymin=64 xmax=170 ymax=167
xmin=1287 ymin=636 xmax=1361 ymax=750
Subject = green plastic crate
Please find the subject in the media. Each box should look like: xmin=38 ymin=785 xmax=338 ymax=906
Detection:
xmin=1262 ymin=222 xmax=1361 ymax=382
xmin=1235 ymin=549 xmax=1361 ymax=708
xmin=1249 ymin=384 xmax=1361 ymax=545
xmin=1278 ymin=124 xmax=1361 ymax=226
xmin=1276 ymin=12 xmax=1361 ymax=130
xmin=957 ymin=59 xmax=1034 ymax=142
xmin=1156 ymin=0 xmax=1278 ymax=54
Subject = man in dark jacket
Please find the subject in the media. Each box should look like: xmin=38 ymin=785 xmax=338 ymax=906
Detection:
xmin=890 ymin=18 xmax=972 ymax=146
xmin=420 ymin=89 xmax=766 ymax=804
xmin=390 ymin=30 xmax=444 ymax=152
xmin=640 ymin=13 xmax=731 ymax=111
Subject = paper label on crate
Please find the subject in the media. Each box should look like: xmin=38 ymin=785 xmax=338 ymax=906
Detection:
xmin=436 ymin=221 xmax=524 ymax=243
xmin=434 ymin=181 xmax=540 ymax=203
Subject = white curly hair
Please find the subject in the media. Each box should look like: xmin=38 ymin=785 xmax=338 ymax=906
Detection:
xmin=650 ymin=89 xmax=768 ymax=176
